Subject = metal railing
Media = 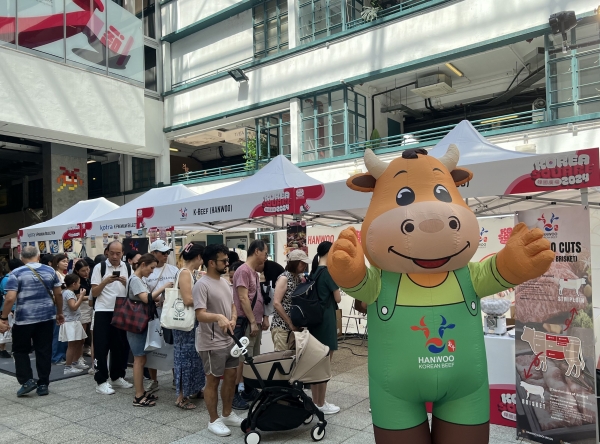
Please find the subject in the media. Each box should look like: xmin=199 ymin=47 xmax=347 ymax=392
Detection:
xmin=346 ymin=0 xmax=449 ymax=30
xmin=171 ymin=163 xmax=251 ymax=184
xmin=348 ymin=110 xmax=546 ymax=153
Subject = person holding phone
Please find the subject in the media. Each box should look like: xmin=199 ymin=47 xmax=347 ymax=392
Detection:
xmin=193 ymin=244 xmax=242 ymax=437
xmin=90 ymin=241 xmax=133 ymax=395
xmin=59 ymin=273 xmax=89 ymax=375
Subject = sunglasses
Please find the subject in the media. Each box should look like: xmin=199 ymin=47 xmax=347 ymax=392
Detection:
xmin=159 ymin=251 xmax=171 ymax=256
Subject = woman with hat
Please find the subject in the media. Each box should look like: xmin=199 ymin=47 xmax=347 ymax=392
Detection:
xmin=270 ymin=249 xmax=311 ymax=352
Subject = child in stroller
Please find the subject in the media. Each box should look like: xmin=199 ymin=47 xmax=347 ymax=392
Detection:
xmin=230 ymin=329 xmax=332 ymax=444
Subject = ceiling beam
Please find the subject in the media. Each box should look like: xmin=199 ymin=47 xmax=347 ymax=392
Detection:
xmin=486 ymin=65 xmax=545 ymax=106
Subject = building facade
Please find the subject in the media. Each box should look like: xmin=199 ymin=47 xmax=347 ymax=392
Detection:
xmin=0 ymin=0 xmax=169 ymax=241
xmin=160 ymin=0 xmax=600 ymax=196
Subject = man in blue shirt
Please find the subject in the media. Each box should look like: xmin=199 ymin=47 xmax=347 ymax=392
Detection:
xmin=0 ymin=246 xmax=64 ymax=397
xmin=0 ymin=259 xmax=24 ymax=359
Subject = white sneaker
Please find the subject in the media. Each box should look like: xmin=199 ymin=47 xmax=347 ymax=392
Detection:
xmin=88 ymin=368 xmax=96 ymax=375
xmin=208 ymin=418 xmax=231 ymax=437
xmin=63 ymin=366 xmax=83 ymax=375
xmin=73 ymin=358 xmax=89 ymax=370
xmin=220 ymin=411 xmax=244 ymax=427
xmin=111 ymin=377 xmax=133 ymax=388
xmin=317 ymin=401 xmax=340 ymax=415
xmin=145 ymin=380 xmax=159 ymax=394
xmin=96 ymin=382 xmax=115 ymax=395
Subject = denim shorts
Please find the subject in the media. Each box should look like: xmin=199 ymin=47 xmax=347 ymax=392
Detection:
xmin=126 ymin=330 xmax=148 ymax=357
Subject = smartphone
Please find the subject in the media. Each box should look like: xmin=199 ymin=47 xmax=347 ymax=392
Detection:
xmin=112 ymin=271 xmax=121 ymax=277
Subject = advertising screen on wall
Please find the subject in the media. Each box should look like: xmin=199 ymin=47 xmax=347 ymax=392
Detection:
xmin=515 ymin=206 xmax=597 ymax=444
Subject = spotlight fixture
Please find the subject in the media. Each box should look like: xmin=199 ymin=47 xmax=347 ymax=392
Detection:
xmin=228 ymin=68 xmax=249 ymax=82
xmin=169 ymin=148 xmax=180 ymax=152
xmin=549 ymin=11 xmax=577 ymax=53
xmin=445 ymin=62 xmax=464 ymax=77
xmin=87 ymin=160 xmax=96 ymax=164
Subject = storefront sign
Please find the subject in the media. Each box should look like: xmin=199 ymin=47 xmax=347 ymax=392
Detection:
xmin=515 ymin=206 xmax=596 ymax=443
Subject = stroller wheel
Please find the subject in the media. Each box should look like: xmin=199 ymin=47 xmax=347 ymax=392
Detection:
xmin=311 ymin=424 xmax=326 ymax=441
xmin=241 ymin=418 xmax=253 ymax=433
xmin=303 ymin=414 xmax=314 ymax=425
xmin=245 ymin=430 xmax=261 ymax=444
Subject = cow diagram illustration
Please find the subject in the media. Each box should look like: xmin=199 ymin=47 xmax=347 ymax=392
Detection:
xmin=521 ymin=326 xmax=585 ymax=377
xmin=558 ymin=276 xmax=587 ymax=296
xmin=519 ymin=381 xmax=545 ymax=400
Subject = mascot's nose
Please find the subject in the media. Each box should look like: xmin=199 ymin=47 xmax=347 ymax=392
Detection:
xmin=418 ymin=219 xmax=445 ymax=233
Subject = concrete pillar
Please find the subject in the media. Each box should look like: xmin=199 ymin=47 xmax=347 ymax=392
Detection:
xmin=289 ymin=98 xmax=302 ymax=164
xmin=155 ymin=137 xmax=171 ymax=186
xmin=42 ymin=143 xmax=88 ymax=217
xmin=121 ymin=155 xmax=133 ymax=192
xmin=162 ymin=42 xmax=172 ymax=92
xmin=287 ymin=0 xmax=299 ymax=49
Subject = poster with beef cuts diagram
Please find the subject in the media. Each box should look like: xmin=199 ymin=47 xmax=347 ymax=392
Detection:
xmin=515 ymin=206 xmax=597 ymax=444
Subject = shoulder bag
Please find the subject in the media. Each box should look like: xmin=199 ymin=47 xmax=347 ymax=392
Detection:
xmin=160 ymin=270 xmax=195 ymax=332
xmin=26 ymin=265 xmax=56 ymax=305
xmin=111 ymin=277 xmax=149 ymax=334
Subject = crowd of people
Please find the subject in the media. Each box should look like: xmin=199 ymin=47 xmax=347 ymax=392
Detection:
xmin=0 ymin=237 xmax=342 ymax=437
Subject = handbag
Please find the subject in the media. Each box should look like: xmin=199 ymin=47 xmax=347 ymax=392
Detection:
xmin=111 ymin=278 xmax=150 ymax=334
xmin=289 ymin=268 xmax=326 ymax=328
xmin=160 ymin=270 xmax=195 ymax=332
xmin=145 ymin=318 xmax=164 ymax=351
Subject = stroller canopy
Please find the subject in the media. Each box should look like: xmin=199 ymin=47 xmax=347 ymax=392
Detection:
xmin=289 ymin=330 xmax=332 ymax=384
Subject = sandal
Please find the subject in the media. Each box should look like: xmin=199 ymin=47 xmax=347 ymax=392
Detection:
xmin=143 ymin=391 xmax=158 ymax=401
xmin=133 ymin=395 xmax=156 ymax=407
xmin=175 ymin=398 xmax=197 ymax=410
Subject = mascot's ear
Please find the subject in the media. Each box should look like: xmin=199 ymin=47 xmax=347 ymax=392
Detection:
xmin=451 ymin=167 xmax=473 ymax=187
xmin=347 ymin=173 xmax=376 ymax=192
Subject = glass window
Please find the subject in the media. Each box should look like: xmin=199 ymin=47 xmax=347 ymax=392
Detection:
xmin=143 ymin=0 xmax=156 ymax=39
xmin=253 ymin=0 xmax=288 ymax=59
xmin=144 ymin=45 xmax=157 ymax=91
xmin=0 ymin=0 xmax=16 ymax=45
xmin=107 ymin=0 xmax=144 ymax=83
xmin=299 ymin=0 xmax=353 ymax=44
xmin=18 ymin=0 xmax=65 ymax=60
xmin=301 ymin=88 xmax=366 ymax=161
xmin=132 ymin=157 xmax=155 ymax=190
xmin=65 ymin=0 xmax=107 ymax=72
xmin=28 ymin=179 xmax=44 ymax=209
xmin=256 ymin=112 xmax=291 ymax=159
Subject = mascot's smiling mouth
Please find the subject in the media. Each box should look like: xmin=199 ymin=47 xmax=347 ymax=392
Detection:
xmin=388 ymin=242 xmax=471 ymax=269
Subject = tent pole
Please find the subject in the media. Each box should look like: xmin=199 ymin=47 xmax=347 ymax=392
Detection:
xmin=581 ymin=188 xmax=589 ymax=207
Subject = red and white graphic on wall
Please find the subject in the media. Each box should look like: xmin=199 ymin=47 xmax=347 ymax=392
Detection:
xmin=0 ymin=0 xmax=142 ymax=81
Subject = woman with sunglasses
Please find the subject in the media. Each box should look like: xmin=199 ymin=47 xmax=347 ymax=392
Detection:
xmin=173 ymin=242 xmax=206 ymax=410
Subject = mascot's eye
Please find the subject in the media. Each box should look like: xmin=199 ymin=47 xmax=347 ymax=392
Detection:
xmin=448 ymin=216 xmax=461 ymax=231
xmin=396 ymin=187 xmax=415 ymax=206
xmin=401 ymin=220 xmax=415 ymax=235
xmin=434 ymin=184 xmax=452 ymax=202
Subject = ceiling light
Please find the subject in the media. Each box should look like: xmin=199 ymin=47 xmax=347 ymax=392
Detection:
xmin=445 ymin=62 xmax=464 ymax=77
xmin=228 ymin=68 xmax=249 ymax=83
xmin=480 ymin=115 xmax=518 ymax=125
xmin=169 ymin=148 xmax=180 ymax=152
xmin=87 ymin=160 xmax=96 ymax=164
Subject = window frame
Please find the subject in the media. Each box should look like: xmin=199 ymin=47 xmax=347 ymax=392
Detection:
xmin=253 ymin=0 xmax=289 ymax=59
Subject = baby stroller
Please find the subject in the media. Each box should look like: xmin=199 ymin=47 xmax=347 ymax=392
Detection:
xmin=230 ymin=329 xmax=331 ymax=444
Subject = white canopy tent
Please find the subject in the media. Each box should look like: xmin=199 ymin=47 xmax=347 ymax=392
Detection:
xmin=136 ymin=156 xmax=328 ymax=231
xmin=83 ymin=184 xmax=198 ymax=237
xmin=19 ymin=198 xmax=119 ymax=244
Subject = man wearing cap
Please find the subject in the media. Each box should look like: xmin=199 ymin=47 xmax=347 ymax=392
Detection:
xmin=271 ymin=249 xmax=312 ymax=351
xmin=145 ymin=239 xmax=180 ymax=392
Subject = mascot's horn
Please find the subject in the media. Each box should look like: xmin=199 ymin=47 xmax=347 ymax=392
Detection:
xmin=364 ymin=148 xmax=387 ymax=179
xmin=438 ymin=144 xmax=459 ymax=172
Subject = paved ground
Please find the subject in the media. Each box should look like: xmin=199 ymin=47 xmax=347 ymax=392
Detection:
xmin=0 ymin=342 xmax=519 ymax=443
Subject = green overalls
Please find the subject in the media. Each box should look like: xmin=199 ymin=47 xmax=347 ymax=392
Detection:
xmin=344 ymin=255 xmax=512 ymax=430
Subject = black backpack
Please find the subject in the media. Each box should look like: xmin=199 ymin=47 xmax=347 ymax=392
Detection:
xmin=289 ymin=268 xmax=325 ymax=328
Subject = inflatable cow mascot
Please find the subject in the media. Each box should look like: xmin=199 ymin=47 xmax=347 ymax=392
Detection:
xmin=329 ymin=146 xmax=554 ymax=444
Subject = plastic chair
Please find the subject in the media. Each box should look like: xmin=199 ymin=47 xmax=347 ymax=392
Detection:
xmin=342 ymin=306 xmax=368 ymax=346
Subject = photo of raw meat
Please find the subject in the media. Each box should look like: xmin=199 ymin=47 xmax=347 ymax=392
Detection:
xmin=516 ymin=262 xmax=587 ymax=324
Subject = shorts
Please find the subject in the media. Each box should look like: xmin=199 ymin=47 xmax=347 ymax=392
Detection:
xmin=271 ymin=327 xmax=295 ymax=352
xmin=199 ymin=344 xmax=239 ymax=377
xmin=59 ymin=321 xmax=88 ymax=342
xmin=127 ymin=330 xmax=149 ymax=357
xmin=80 ymin=304 xmax=93 ymax=325
xmin=234 ymin=319 xmax=261 ymax=358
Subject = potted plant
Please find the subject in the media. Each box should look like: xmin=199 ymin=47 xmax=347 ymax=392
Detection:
xmin=361 ymin=0 xmax=381 ymax=22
